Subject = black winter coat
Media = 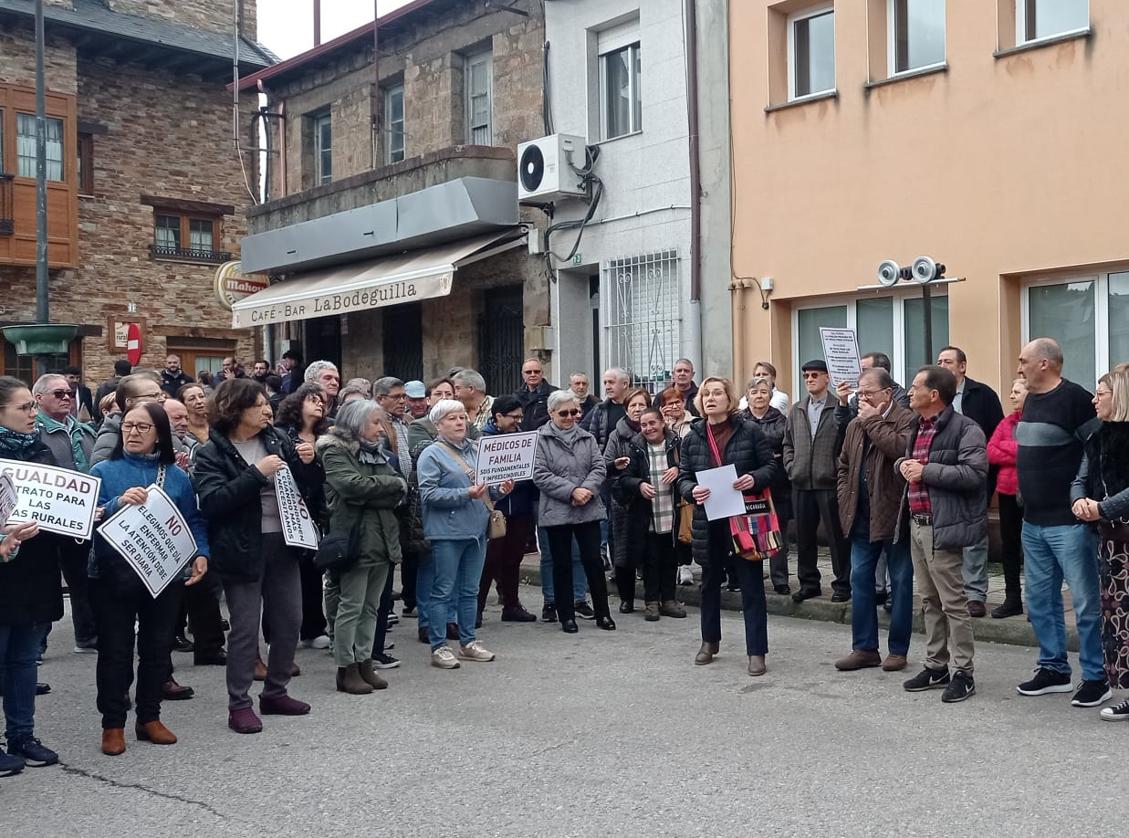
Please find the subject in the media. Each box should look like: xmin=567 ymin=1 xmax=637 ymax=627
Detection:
xmin=515 ymin=380 xmax=555 ymax=432
xmin=744 ymin=406 xmax=792 ymax=520
xmin=192 ymin=426 xmax=324 ymax=582
xmin=611 ymin=429 xmax=681 ymax=568
xmin=677 ymin=416 xmax=779 ymax=567
xmin=0 ymin=442 xmax=64 ymax=626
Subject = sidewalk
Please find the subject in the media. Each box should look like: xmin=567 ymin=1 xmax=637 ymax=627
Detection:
xmin=518 ymin=548 xmax=1080 ymax=652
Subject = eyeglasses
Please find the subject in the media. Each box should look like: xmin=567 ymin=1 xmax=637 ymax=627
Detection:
xmin=523 ymin=369 xmax=542 ymax=375
xmin=556 ymin=409 xmax=581 ymax=417
xmin=48 ymin=389 xmax=74 ymax=400
xmin=802 ymin=372 xmax=823 ymax=379
xmin=503 ymin=412 xmax=524 ymax=421
xmin=122 ymin=422 xmax=154 ymax=435
xmin=15 ymin=401 xmax=36 ymax=413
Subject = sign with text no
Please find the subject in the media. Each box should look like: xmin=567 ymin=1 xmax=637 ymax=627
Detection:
xmin=98 ymin=485 xmax=198 ymax=598
xmin=276 ymin=465 xmax=320 ymax=550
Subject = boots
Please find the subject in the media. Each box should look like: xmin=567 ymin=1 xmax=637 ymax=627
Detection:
xmin=991 ymin=595 xmax=1023 ymax=619
xmin=358 ymin=660 xmax=389 ymax=690
xmin=336 ymin=663 xmax=373 ymax=695
xmin=660 ymin=600 xmax=686 ymax=618
xmin=643 ymin=601 xmax=660 ymax=622
xmin=695 ymin=642 xmax=719 ymax=665
xmin=136 ymin=720 xmax=177 ymax=745
xmin=101 ymin=728 xmax=126 ymax=756
xmin=747 ymin=655 xmax=767 ymax=676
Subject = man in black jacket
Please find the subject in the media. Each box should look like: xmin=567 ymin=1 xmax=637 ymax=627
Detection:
xmin=937 ymin=346 xmax=1004 ymax=617
xmin=160 ymin=354 xmax=194 ymax=398
xmin=514 ymin=358 xmax=555 ymax=431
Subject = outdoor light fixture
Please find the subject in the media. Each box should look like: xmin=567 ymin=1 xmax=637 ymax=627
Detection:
xmin=758 ymin=276 xmax=774 ymax=310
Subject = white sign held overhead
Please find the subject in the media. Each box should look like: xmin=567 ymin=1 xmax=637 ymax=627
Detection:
xmin=98 ymin=485 xmax=198 ymax=599
xmin=275 ymin=466 xmax=320 ymax=551
xmin=475 ymin=431 xmax=539 ymax=484
xmin=819 ymin=327 xmax=863 ymax=388
xmin=0 ymin=459 xmax=102 ymax=540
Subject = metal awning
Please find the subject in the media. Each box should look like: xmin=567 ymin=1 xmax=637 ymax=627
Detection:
xmin=231 ymin=231 xmax=526 ymax=328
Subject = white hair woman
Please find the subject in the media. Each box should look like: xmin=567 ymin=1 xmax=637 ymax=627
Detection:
xmin=532 ymin=390 xmax=615 ymax=633
xmin=416 ymin=399 xmax=513 ymax=668
xmin=318 ymin=399 xmax=407 ymax=694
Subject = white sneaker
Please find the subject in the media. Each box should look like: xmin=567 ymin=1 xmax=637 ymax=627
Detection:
xmin=458 ymin=641 xmax=496 ymax=662
xmin=300 ymin=635 xmax=331 ymax=650
xmin=678 ymin=566 xmax=694 ymax=586
xmin=431 ymin=646 xmax=460 ymax=669
xmin=1101 ymin=698 xmax=1129 ymax=721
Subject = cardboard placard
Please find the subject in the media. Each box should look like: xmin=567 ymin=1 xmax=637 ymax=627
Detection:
xmin=474 ymin=431 xmax=539 ymax=484
xmin=275 ymin=465 xmax=319 ymax=550
xmin=98 ymin=484 xmax=198 ymax=598
xmin=819 ymin=327 xmax=863 ymax=388
xmin=0 ymin=459 xmax=102 ymax=540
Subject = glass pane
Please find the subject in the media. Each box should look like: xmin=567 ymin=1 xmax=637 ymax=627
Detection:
xmin=389 ymin=88 xmax=404 ymax=122
xmin=903 ymin=294 xmax=949 ymax=387
xmin=797 ymin=306 xmax=848 ymax=392
xmin=604 ymin=47 xmax=631 ymax=138
xmin=17 ymin=115 xmax=63 ymax=181
xmin=631 ymin=44 xmax=642 ymax=132
xmin=856 ymin=296 xmax=895 ymax=373
xmin=896 ymin=0 xmax=946 ymax=72
xmin=1027 ymin=281 xmax=1095 ymax=387
xmin=793 ymin=11 xmax=835 ymax=98
xmin=155 ymin=215 xmax=180 ymax=249
xmin=1027 ymin=0 xmax=1088 ymax=41
xmin=189 ymin=219 xmax=213 ymax=252
xmin=1108 ymin=273 xmax=1129 ymax=373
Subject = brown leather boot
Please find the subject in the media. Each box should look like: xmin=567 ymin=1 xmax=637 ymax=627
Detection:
xmin=136 ymin=720 xmax=177 ymax=745
xmin=747 ymin=655 xmax=767 ymax=676
xmin=101 ymin=728 xmax=126 ymax=756
xmin=695 ymin=641 xmax=719 ymax=665
xmin=358 ymin=660 xmax=389 ymax=690
xmin=834 ymin=650 xmax=882 ymax=671
xmin=336 ymin=663 xmax=373 ymax=695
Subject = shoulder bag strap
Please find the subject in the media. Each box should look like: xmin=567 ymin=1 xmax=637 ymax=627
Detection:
xmin=705 ymin=422 xmax=723 ymax=468
xmin=439 ymin=441 xmax=494 ymax=511
xmin=155 ymin=464 xmax=167 ymax=490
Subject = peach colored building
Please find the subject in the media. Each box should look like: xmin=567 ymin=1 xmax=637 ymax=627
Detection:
xmin=729 ymin=0 xmax=1126 ymax=400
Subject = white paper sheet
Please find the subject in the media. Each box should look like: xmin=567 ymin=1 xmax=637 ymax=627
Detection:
xmin=696 ymin=464 xmax=746 ymax=521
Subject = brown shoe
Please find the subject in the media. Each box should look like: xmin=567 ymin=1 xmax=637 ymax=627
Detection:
xmin=253 ymin=657 xmax=267 ymax=681
xmin=643 ymin=601 xmax=660 ymax=622
xmin=747 ymin=655 xmax=767 ymax=676
xmin=834 ymin=650 xmax=882 ymax=671
xmin=336 ymin=663 xmax=373 ymax=695
xmin=660 ymin=600 xmax=687 ymax=618
xmin=357 ymin=660 xmax=389 ymax=690
xmin=695 ymin=642 xmax=719 ymax=665
xmin=135 ymin=720 xmax=177 ymax=745
xmin=882 ymin=654 xmax=908 ymax=672
xmin=290 ymin=662 xmax=301 ymax=677
xmin=968 ymin=601 xmax=987 ymax=618
xmin=101 ymin=728 xmax=126 ymax=756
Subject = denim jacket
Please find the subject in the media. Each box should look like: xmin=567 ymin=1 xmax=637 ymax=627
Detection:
xmin=416 ymin=436 xmax=493 ymax=543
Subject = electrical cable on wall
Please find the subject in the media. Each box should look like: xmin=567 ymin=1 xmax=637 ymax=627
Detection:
xmin=543 ymin=144 xmax=602 ymax=270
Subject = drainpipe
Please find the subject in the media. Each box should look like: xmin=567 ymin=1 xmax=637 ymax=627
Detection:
xmin=683 ymin=0 xmax=703 ymax=369
xmin=371 ymin=3 xmax=381 ymax=170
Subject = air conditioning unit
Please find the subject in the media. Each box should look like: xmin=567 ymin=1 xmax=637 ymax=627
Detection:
xmin=517 ymin=134 xmax=588 ymax=203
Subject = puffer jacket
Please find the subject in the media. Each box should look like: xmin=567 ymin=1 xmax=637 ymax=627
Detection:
xmin=744 ymin=406 xmax=792 ymax=520
xmin=532 ymin=422 xmax=607 ymax=527
xmin=676 ymin=415 xmax=779 ymax=567
xmin=603 ymin=415 xmax=640 ymax=548
xmin=192 ymin=426 xmax=324 ymax=582
xmin=782 ymin=392 xmax=842 ymax=490
xmin=894 ymin=406 xmax=988 ymax=551
xmin=987 ymin=411 xmax=1020 ymax=497
xmin=836 ymin=401 xmax=915 ymax=542
xmin=611 ymin=428 xmax=681 ymax=568
xmin=318 ymin=428 xmax=405 ymax=566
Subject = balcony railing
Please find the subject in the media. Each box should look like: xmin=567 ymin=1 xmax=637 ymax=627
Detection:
xmin=0 ymin=174 xmax=13 ymax=236
xmin=149 ymin=243 xmax=232 ymax=264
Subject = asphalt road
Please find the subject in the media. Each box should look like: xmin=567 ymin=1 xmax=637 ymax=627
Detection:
xmin=7 ymin=600 xmax=1126 ymax=837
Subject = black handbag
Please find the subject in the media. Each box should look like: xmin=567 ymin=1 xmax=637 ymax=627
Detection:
xmin=314 ymin=512 xmax=362 ymax=573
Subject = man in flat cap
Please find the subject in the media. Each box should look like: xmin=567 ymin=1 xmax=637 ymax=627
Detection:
xmin=783 ymin=359 xmax=851 ymax=602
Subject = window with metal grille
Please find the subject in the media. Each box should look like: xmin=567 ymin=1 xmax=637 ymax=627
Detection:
xmin=465 ymin=51 xmax=492 ymax=145
xmin=603 ymin=251 xmax=682 ymax=392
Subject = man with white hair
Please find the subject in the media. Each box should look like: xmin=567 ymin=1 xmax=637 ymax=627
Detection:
xmin=581 ymin=367 xmax=630 ymax=451
xmin=304 ymin=360 xmax=341 ymax=416
xmin=452 ymin=368 xmax=493 ymax=431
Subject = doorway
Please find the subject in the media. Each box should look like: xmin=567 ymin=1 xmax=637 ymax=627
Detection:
xmin=477 ymin=286 xmax=524 ymax=395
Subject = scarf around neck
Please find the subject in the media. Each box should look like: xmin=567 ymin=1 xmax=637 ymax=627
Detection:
xmin=0 ymin=426 xmax=42 ymax=459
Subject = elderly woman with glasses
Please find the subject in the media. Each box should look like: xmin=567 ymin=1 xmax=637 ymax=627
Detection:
xmin=91 ymin=373 xmax=166 ymax=466
xmin=89 ymin=403 xmax=209 ymax=756
xmin=417 ymin=400 xmax=513 ymax=668
xmin=533 ymin=390 xmax=615 ymax=633
xmin=743 ymin=376 xmax=793 ymax=595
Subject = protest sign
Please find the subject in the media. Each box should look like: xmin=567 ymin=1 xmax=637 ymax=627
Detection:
xmin=819 ymin=327 xmax=863 ymax=388
xmin=98 ymin=484 xmax=198 ymax=598
xmin=474 ymin=431 xmax=539 ymax=484
xmin=0 ymin=473 xmax=17 ymax=527
xmin=0 ymin=459 xmax=101 ymax=539
xmin=276 ymin=465 xmax=320 ymax=550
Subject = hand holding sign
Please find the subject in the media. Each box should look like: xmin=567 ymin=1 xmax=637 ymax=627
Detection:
xmin=475 ymin=431 xmax=539 ymax=484
xmin=98 ymin=484 xmax=199 ymax=598
xmin=819 ymin=327 xmax=863 ymax=389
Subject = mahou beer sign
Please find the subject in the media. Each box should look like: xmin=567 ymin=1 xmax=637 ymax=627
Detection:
xmin=214 ymin=261 xmax=269 ymax=312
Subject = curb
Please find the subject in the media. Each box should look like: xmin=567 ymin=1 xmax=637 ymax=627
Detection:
xmin=518 ymin=562 xmax=1079 ymax=652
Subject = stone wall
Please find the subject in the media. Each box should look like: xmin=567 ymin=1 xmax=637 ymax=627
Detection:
xmin=106 ymin=0 xmax=258 ymax=39
xmin=0 ymin=21 xmax=77 ymax=93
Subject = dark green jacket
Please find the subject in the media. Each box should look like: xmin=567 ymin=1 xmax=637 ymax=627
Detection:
xmin=318 ymin=428 xmax=406 ymax=566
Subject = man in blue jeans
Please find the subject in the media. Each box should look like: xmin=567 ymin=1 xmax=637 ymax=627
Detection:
xmin=832 ymin=367 xmax=916 ymax=672
xmin=1015 ymin=338 xmax=1109 ymax=707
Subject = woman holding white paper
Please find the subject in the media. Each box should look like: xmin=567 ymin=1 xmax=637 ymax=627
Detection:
xmin=677 ymin=377 xmax=779 ymax=676
xmin=89 ymin=402 xmax=209 ymax=756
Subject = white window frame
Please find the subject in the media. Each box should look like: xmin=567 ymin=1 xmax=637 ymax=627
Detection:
xmin=1020 ymin=270 xmax=1123 ymax=385
xmin=384 ymin=84 xmax=405 ymax=165
xmin=787 ymin=4 xmax=835 ymax=102
xmin=790 ymin=288 xmax=950 ymax=396
xmin=313 ymin=112 xmax=331 ymax=185
xmin=887 ymin=0 xmax=947 ymax=77
xmin=599 ymin=41 xmax=642 ymax=140
xmin=1016 ymin=0 xmax=1090 ymax=46
xmin=465 ymin=50 xmax=493 ymax=146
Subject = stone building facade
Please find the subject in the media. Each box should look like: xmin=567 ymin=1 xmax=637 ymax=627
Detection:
xmin=237 ymin=0 xmax=548 ymax=395
xmin=0 ymin=0 xmax=273 ymax=385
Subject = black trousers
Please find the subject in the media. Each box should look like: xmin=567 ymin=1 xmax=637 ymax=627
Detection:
xmin=400 ymin=549 xmax=419 ymax=611
xmin=793 ymin=488 xmax=851 ymax=597
xmin=298 ymin=551 xmax=328 ymax=640
xmin=998 ymin=493 xmax=1024 ymax=599
xmin=60 ymin=540 xmax=97 ymax=647
xmin=372 ymin=567 xmax=395 ymax=657
xmin=91 ymin=577 xmax=183 ymax=729
xmin=700 ymin=522 xmax=768 ymax=655
xmin=181 ymin=571 xmax=225 ymax=658
xmin=546 ymin=522 xmax=610 ymax=623
xmin=642 ymin=532 xmax=678 ymax=603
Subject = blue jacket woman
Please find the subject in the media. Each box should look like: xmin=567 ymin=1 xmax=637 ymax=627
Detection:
xmin=89 ymin=402 xmax=208 ymax=757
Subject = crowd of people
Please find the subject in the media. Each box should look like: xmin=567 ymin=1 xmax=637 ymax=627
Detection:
xmin=0 ymin=338 xmax=1127 ymax=776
